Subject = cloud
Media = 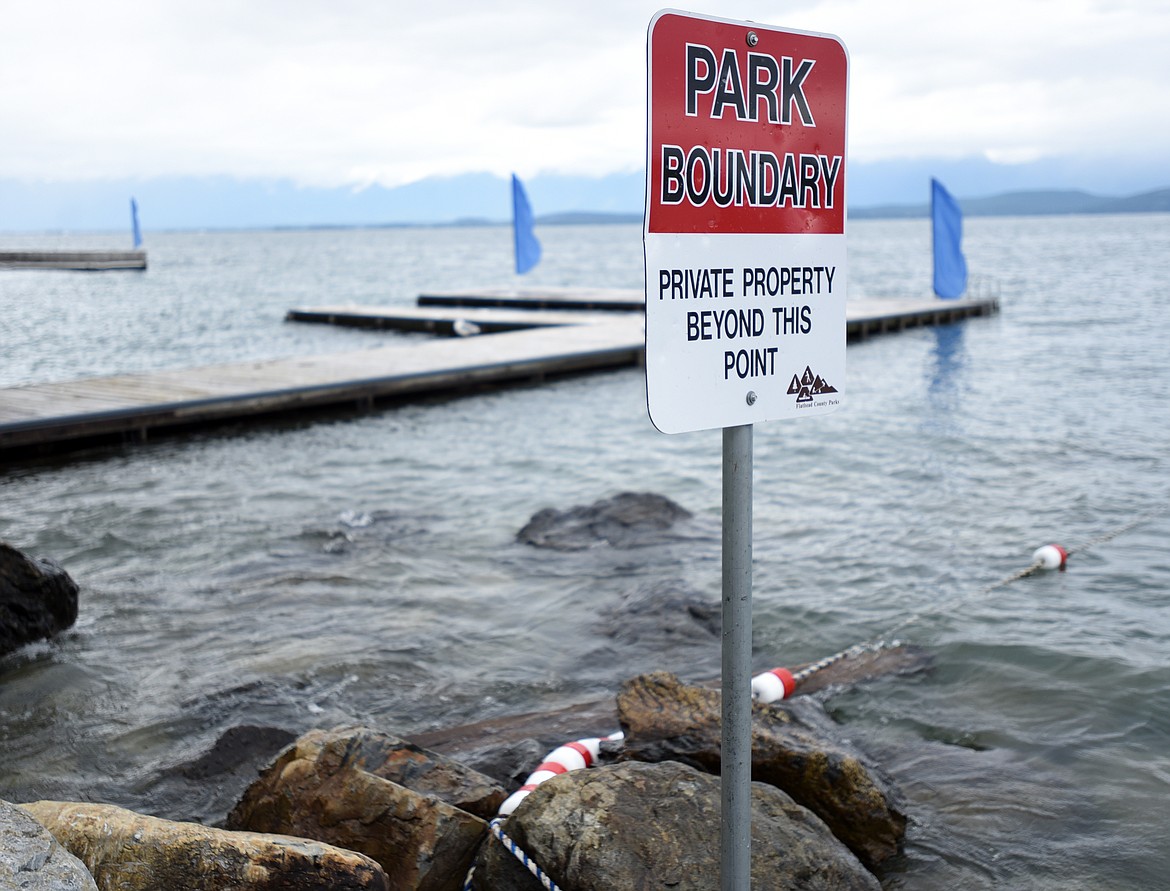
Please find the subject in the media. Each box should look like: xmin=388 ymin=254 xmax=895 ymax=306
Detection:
xmin=816 ymin=0 xmax=1170 ymax=164
xmin=2 ymin=0 xmax=1168 ymax=188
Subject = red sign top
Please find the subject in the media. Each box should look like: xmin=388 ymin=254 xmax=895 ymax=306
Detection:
xmin=646 ymin=11 xmax=848 ymax=235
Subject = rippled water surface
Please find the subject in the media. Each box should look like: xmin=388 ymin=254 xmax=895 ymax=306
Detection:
xmin=2 ymin=217 xmax=1169 ymax=888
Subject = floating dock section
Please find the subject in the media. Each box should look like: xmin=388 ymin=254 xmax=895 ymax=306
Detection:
xmin=0 ymin=319 xmax=644 ymax=457
xmin=298 ymin=289 xmax=998 ymax=342
xmin=0 ymin=250 xmax=147 ymax=271
xmin=418 ymin=286 xmax=643 ymax=313
xmin=844 ymin=296 xmax=998 ymax=340
xmin=285 ymin=305 xmax=618 ymax=336
xmin=0 ymin=287 xmax=997 ymax=458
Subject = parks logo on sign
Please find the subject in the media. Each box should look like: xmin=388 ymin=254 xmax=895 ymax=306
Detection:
xmin=644 ymin=11 xmax=849 ymax=434
xmin=788 ymin=365 xmax=839 ymax=406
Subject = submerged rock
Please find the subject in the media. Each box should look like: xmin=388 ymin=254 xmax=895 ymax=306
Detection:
xmin=19 ymin=800 xmax=386 ymax=890
xmin=616 ymin=671 xmax=906 ymax=870
xmin=169 ymin=725 xmax=297 ymax=782
xmin=790 ymin=643 xmax=934 ymax=696
xmin=471 ymin=760 xmax=879 ymax=890
xmin=1 ymin=543 xmax=79 ymax=658
xmin=139 ymin=724 xmax=299 ymax=828
xmin=517 ymin=492 xmax=693 ymax=550
xmin=228 ymin=726 xmax=500 ymax=890
xmin=1 ymin=799 xmax=97 ymax=890
xmin=596 ymin=580 xmax=720 ymax=646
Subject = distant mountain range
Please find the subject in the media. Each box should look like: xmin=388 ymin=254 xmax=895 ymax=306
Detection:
xmin=535 ymin=187 xmax=1170 ymax=225
xmin=851 ymin=187 xmax=1170 ymax=219
xmin=534 ymin=186 xmax=1170 ymax=224
xmin=0 ymin=173 xmax=650 ymax=232
xmin=2 ymin=167 xmax=1169 ymax=232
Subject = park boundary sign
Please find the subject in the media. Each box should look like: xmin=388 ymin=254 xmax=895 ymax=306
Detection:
xmin=644 ymin=11 xmax=848 ymax=890
xmin=644 ymin=10 xmax=849 ymax=434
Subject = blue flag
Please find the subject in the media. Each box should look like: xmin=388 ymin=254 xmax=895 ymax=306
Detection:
xmin=931 ymin=178 xmax=966 ymax=299
xmin=130 ymin=197 xmax=142 ymax=248
xmin=512 ymin=174 xmax=541 ymax=275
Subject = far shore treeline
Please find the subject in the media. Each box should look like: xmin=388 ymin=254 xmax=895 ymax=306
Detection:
xmin=849 ymin=186 xmax=1170 ymax=220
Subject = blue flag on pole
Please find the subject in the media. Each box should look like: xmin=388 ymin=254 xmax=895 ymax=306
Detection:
xmin=130 ymin=197 xmax=142 ymax=248
xmin=512 ymin=174 xmax=541 ymax=275
xmin=931 ymin=178 xmax=966 ymax=299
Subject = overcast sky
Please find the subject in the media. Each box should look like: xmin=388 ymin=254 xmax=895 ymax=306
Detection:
xmin=3 ymin=0 xmax=1168 ymax=189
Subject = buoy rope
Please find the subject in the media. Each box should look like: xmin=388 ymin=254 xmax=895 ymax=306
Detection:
xmin=1064 ymin=509 xmax=1161 ymax=557
xmin=784 ymin=557 xmax=1043 ymax=687
xmin=755 ymin=509 xmax=1165 ymax=701
xmin=462 ymin=818 xmax=562 ymax=891
xmin=461 ymin=509 xmax=1166 ymax=889
xmin=462 ymin=732 xmax=623 ymax=890
xmin=465 ymin=539 xmax=1066 ymax=883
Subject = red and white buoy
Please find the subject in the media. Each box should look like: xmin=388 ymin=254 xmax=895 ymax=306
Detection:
xmin=498 ymin=731 xmax=625 ymax=816
xmin=750 ymin=667 xmax=796 ymax=704
xmin=1032 ymin=544 xmax=1068 ymax=570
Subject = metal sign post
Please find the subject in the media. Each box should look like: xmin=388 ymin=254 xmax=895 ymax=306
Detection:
xmin=721 ymin=423 xmax=753 ymax=887
xmin=644 ymin=10 xmax=849 ymax=889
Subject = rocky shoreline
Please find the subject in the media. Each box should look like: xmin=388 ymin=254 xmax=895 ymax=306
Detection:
xmin=3 ymin=495 xmax=928 ymax=889
xmin=4 ymin=650 xmax=927 ymax=890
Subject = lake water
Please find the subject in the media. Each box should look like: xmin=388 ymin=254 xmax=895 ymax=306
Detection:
xmin=2 ymin=216 xmax=1169 ymax=889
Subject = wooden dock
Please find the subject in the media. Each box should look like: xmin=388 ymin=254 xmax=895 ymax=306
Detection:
xmin=0 ymin=288 xmax=997 ymax=458
xmin=0 ymin=250 xmax=147 ymax=271
xmin=0 ymin=319 xmax=644 ymax=457
xmin=844 ymin=296 xmax=998 ymax=340
xmin=286 ymin=304 xmax=619 ymax=335
xmin=293 ymin=293 xmax=999 ymax=342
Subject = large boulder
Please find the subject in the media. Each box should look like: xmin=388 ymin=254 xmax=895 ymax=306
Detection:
xmin=615 ymin=671 xmax=906 ymax=870
xmin=471 ymin=760 xmax=879 ymax=890
xmin=517 ymin=492 xmax=693 ymax=550
xmin=228 ymin=726 xmax=500 ymax=890
xmin=18 ymin=801 xmax=386 ymax=890
xmin=1 ymin=799 xmax=97 ymax=890
xmin=169 ymin=725 xmax=298 ymax=784
xmin=1 ymin=543 xmax=79 ymax=657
